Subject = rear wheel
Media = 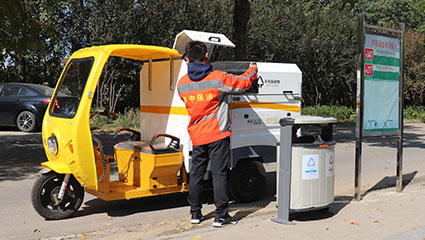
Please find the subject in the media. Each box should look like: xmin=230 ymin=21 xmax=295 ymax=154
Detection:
xmin=16 ymin=111 xmax=37 ymax=132
xmin=229 ymin=159 xmax=267 ymax=202
xmin=31 ymin=172 xmax=84 ymax=220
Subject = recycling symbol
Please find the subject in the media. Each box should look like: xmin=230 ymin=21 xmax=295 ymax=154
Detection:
xmin=329 ymin=155 xmax=334 ymax=165
xmin=307 ymin=158 xmax=315 ymax=167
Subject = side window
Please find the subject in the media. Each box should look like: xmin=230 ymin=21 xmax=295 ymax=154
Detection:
xmin=1 ymin=86 xmax=21 ymax=97
xmin=17 ymin=88 xmax=27 ymax=96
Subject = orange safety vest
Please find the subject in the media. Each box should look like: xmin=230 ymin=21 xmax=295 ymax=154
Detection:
xmin=177 ymin=65 xmax=257 ymax=146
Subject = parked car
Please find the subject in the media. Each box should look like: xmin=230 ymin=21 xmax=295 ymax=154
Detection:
xmin=0 ymin=83 xmax=55 ymax=132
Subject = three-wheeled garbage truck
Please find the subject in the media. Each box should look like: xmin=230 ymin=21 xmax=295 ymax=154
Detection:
xmin=31 ymin=30 xmax=302 ymax=219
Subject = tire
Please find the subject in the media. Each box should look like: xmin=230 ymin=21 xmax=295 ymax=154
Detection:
xmin=16 ymin=111 xmax=37 ymax=132
xmin=31 ymin=172 xmax=84 ymax=220
xmin=229 ymin=159 xmax=267 ymax=203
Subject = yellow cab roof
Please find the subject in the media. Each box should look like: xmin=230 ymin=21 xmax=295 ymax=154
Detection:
xmin=73 ymin=44 xmax=181 ymax=61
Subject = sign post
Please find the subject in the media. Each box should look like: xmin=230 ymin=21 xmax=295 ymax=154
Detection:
xmin=355 ymin=14 xmax=404 ymax=200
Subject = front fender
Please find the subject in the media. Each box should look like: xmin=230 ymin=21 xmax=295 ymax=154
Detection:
xmin=41 ymin=161 xmax=72 ymax=174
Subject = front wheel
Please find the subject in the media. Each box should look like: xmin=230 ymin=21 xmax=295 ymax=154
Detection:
xmin=31 ymin=172 xmax=84 ymax=220
xmin=229 ymin=159 xmax=267 ymax=203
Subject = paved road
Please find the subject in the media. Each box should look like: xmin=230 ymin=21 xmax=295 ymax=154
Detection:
xmin=0 ymin=123 xmax=424 ymax=240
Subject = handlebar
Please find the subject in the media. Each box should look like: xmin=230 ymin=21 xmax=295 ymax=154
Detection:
xmin=113 ymin=128 xmax=141 ymax=142
xmin=149 ymin=134 xmax=180 ymax=151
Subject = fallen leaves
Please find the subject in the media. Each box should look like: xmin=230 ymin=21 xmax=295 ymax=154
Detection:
xmin=350 ymin=222 xmax=359 ymax=225
xmin=177 ymin=225 xmax=193 ymax=233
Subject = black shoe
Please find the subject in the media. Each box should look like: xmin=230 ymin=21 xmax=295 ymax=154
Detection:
xmin=212 ymin=213 xmax=238 ymax=227
xmin=191 ymin=212 xmax=204 ymax=224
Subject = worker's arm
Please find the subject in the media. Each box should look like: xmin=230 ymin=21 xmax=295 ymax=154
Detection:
xmin=219 ymin=62 xmax=258 ymax=93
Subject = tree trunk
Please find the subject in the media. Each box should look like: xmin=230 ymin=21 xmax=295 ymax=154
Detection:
xmin=233 ymin=0 xmax=250 ymax=61
xmin=16 ymin=54 xmax=26 ymax=82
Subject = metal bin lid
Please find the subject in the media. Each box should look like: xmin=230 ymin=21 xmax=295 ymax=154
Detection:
xmin=292 ymin=115 xmax=337 ymax=125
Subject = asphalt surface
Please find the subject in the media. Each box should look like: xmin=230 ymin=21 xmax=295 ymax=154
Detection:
xmin=0 ymin=123 xmax=424 ymax=240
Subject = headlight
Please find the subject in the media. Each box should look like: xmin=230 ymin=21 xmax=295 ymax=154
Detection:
xmin=47 ymin=136 xmax=58 ymax=155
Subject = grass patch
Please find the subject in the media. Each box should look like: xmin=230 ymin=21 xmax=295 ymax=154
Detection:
xmin=404 ymin=106 xmax=425 ymax=122
xmin=91 ymin=107 xmax=139 ymax=131
xmin=302 ymin=105 xmax=356 ymax=123
xmin=303 ymin=105 xmax=425 ymax=123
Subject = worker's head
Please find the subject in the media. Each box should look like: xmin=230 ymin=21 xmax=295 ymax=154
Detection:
xmin=185 ymin=41 xmax=208 ymax=63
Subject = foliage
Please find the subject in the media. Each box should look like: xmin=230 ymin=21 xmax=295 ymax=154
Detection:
xmin=403 ymin=29 xmax=425 ymax=106
xmin=248 ymin=0 xmax=358 ymax=106
xmin=404 ymin=106 xmax=425 ymax=122
xmin=304 ymin=105 xmax=425 ymax=123
xmin=90 ymin=107 xmax=140 ymax=131
xmin=96 ymin=57 xmax=142 ymax=111
xmin=1 ymin=0 xmax=424 ymax=110
xmin=302 ymin=105 xmax=355 ymax=123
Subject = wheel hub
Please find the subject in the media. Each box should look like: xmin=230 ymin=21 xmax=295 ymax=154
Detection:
xmin=50 ymin=186 xmax=61 ymax=205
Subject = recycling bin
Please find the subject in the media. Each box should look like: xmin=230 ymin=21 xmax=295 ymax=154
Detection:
xmin=288 ymin=116 xmax=337 ymax=211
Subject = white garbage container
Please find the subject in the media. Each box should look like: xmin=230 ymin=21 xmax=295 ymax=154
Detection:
xmin=289 ymin=116 xmax=337 ymax=211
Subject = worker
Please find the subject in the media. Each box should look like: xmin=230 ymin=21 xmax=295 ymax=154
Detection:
xmin=177 ymin=41 xmax=258 ymax=227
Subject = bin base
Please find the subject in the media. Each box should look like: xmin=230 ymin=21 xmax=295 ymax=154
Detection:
xmin=271 ymin=218 xmax=295 ymax=225
xmin=290 ymin=203 xmax=331 ymax=213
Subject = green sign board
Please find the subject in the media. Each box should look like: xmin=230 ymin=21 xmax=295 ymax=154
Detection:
xmin=363 ymin=33 xmax=401 ymax=134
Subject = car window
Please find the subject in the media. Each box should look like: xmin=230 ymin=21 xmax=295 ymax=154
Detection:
xmin=29 ymin=84 xmax=55 ymax=97
xmin=0 ymin=86 xmax=27 ymax=97
xmin=18 ymin=88 xmax=27 ymax=96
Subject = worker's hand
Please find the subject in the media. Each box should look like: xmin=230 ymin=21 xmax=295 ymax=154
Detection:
xmin=249 ymin=62 xmax=258 ymax=71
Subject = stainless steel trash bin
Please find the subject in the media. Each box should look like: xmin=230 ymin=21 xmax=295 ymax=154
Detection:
xmin=289 ymin=116 xmax=337 ymax=211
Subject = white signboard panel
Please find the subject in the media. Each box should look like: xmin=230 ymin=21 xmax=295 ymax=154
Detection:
xmin=363 ymin=33 xmax=401 ymax=134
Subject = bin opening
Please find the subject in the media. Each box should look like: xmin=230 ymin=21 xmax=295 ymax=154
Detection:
xmin=293 ymin=124 xmax=333 ymax=143
xmin=293 ymin=135 xmax=316 ymax=143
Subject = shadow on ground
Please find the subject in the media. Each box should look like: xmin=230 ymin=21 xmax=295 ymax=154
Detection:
xmin=231 ymin=172 xmax=276 ymax=221
xmin=335 ymin=123 xmax=425 ymax=149
xmin=361 ymin=171 xmax=418 ymax=199
xmin=291 ymin=171 xmax=419 ymax=222
xmin=289 ymin=195 xmax=351 ymax=222
xmin=0 ymin=128 xmax=44 ymax=182
xmin=0 ymin=130 xmax=126 ymax=182
xmin=68 ymin=172 xmax=277 ymax=221
xmin=292 ymin=171 xmax=419 ymax=222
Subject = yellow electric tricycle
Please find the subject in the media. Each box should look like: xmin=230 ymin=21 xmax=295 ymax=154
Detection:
xmin=31 ymin=45 xmax=187 ymax=220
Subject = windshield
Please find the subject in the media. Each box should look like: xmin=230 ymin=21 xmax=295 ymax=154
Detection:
xmin=50 ymin=57 xmax=94 ymax=118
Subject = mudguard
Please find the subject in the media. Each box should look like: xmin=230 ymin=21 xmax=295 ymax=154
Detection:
xmin=41 ymin=161 xmax=72 ymax=174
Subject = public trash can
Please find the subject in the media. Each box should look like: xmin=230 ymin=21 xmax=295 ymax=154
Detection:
xmin=289 ymin=116 xmax=337 ymax=211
